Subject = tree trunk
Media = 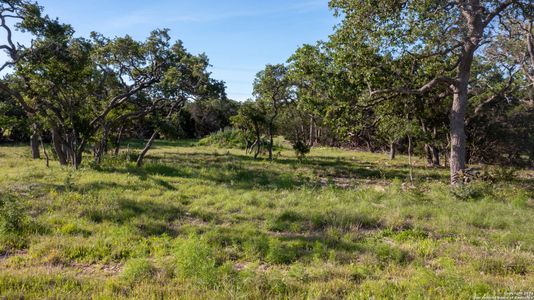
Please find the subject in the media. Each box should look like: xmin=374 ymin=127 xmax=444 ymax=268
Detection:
xmin=94 ymin=124 xmax=109 ymax=165
xmin=408 ymin=135 xmax=414 ymax=184
xmin=450 ymin=89 xmax=467 ymax=181
xmin=268 ymin=124 xmax=274 ymax=161
xmin=448 ymin=4 xmax=482 ymax=183
xmin=52 ymin=128 xmax=68 ymax=166
xmin=40 ymin=136 xmax=50 ymax=167
xmin=30 ymin=130 xmax=40 ymax=159
xmin=253 ymin=122 xmax=261 ymax=159
xmin=450 ymin=78 xmax=469 ymax=182
xmin=114 ymin=125 xmax=124 ymax=156
xmin=254 ymin=139 xmax=261 ymax=159
xmin=136 ymin=131 xmax=158 ymax=167
xmin=366 ymin=141 xmax=372 ymax=153
xmin=432 ymin=146 xmax=440 ymax=167
xmin=74 ymin=140 xmax=85 ymax=169
xmin=389 ymin=142 xmax=396 ymax=160
xmin=425 ymin=144 xmax=433 ymax=166
xmin=309 ymin=116 xmax=314 ymax=147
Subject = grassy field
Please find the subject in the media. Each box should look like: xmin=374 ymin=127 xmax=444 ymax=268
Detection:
xmin=0 ymin=140 xmax=533 ymax=299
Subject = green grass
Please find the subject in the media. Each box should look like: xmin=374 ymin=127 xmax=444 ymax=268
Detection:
xmin=0 ymin=140 xmax=533 ymax=299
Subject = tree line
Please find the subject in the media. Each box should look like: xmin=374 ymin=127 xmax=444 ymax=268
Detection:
xmin=232 ymin=0 xmax=533 ymax=184
xmin=1 ymin=0 xmax=533 ymax=184
xmin=0 ymin=0 xmax=237 ymax=168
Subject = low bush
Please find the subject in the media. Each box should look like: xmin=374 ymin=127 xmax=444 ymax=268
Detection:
xmin=198 ymin=129 xmax=247 ymax=149
xmin=175 ymin=235 xmax=220 ymax=287
xmin=292 ymin=140 xmax=311 ymax=160
xmin=266 ymin=239 xmax=304 ymax=264
xmin=449 ymin=182 xmax=490 ymax=201
xmin=0 ymin=193 xmax=26 ymax=234
xmin=121 ymin=258 xmax=156 ymax=283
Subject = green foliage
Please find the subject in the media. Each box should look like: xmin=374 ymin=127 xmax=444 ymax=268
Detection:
xmin=121 ymin=258 xmax=156 ymax=283
xmin=475 ymin=256 xmax=529 ymax=276
xmin=198 ymin=129 xmax=246 ymax=149
xmin=175 ymin=235 xmax=220 ymax=287
xmin=0 ymin=193 xmax=26 ymax=234
xmin=449 ymin=182 xmax=489 ymax=201
xmin=0 ymin=142 xmax=533 ymax=298
xmin=483 ymin=166 xmax=519 ymax=182
xmin=268 ymin=210 xmax=304 ymax=232
xmin=0 ymin=193 xmax=32 ymax=253
xmin=266 ymin=239 xmax=302 ymax=265
xmin=292 ymin=140 xmax=311 ymax=160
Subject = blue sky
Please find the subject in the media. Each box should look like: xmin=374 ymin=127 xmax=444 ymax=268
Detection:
xmin=32 ymin=0 xmax=338 ymax=101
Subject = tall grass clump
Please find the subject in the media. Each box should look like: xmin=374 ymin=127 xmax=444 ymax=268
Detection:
xmin=0 ymin=193 xmax=30 ymax=252
xmin=121 ymin=258 xmax=156 ymax=283
xmin=0 ymin=193 xmax=26 ymax=234
xmin=175 ymin=235 xmax=221 ymax=287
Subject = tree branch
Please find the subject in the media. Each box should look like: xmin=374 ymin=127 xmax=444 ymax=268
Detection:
xmin=483 ymin=0 xmax=515 ymax=28
xmin=0 ymin=81 xmax=36 ymax=114
xmin=370 ymin=76 xmax=458 ymax=98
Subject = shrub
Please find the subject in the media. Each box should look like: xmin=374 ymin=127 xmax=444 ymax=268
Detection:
xmin=0 ymin=193 xmax=26 ymax=234
xmin=481 ymin=166 xmax=518 ymax=182
xmin=175 ymin=235 xmax=220 ymax=287
xmin=198 ymin=129 xmax=246 ymax=149
xmin=292 ymin=140 xmax=310 ymax=160
xmin=373 ymin=243 xmax=410 ymax=265
xmin=121 ymin=258 xmax=156 ymax=283
xmin=266 ymin=239 xmax=302 ymax=264
xmin=243 ymin=234 xmax=270 ymax=260
xmin=350 ymin=265 xmax=372 ymax=283
xmin=449 ymin=182 xmax=489 ymax=201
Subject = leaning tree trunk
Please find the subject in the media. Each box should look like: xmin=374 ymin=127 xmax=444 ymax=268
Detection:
xmin=389 ymin=142 xmax=396 ymax=160
xmin=39 ymin=136 xmax=50 ymax=167
xmin=52 ymin=128 xmax=68 ymax=166
xmin=30 ymin=129 xmax=40 ymax=159
xmin=425 ymin=144 xmax=433 ymax=166
xmin=136 ymin=131 xmax=158 ymax=167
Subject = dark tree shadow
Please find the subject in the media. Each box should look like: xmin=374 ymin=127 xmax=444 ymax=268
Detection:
xmin=95 ymin=149 xmax=449 ymax=191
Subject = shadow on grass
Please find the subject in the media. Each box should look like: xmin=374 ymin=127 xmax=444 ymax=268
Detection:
xmin=81 ymin=197 xmax=184 ymax=237
xmin=95 ymin=150 xmax=449 ymax=191
xmin=121 ymin=139 xmax=198 ymax=149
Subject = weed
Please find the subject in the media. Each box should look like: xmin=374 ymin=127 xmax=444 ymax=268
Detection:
xmin=175 ymin=235 xmax=220 ymax=287
xmin=121 ymin=258 xmax=156 ymax=283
